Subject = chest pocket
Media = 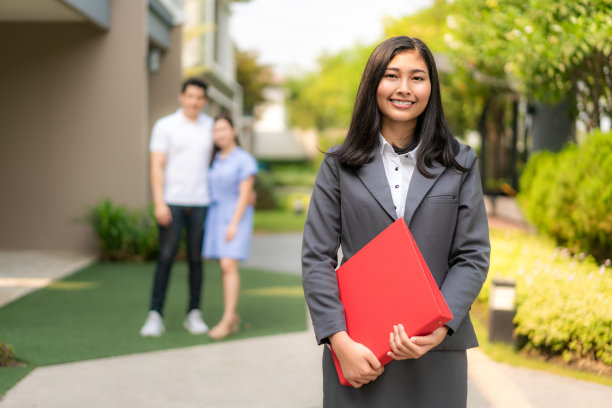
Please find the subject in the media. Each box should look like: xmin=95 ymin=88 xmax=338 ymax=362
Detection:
xmin=425 ymin=195 xmax=458 ymax=204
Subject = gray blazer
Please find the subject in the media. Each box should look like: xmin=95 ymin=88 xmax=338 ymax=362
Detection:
xmin=302 ymin=142 xmax=490 ymax=351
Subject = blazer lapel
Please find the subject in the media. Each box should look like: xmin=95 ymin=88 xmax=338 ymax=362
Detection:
xmin=404 ymin=162 xmax=446 ymax=225
xmin=356 ymin=149 xmax=397 ymax=221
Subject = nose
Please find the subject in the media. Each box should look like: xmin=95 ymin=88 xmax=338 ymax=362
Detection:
xmin=397 ymin=77 xmax=411 ymax=94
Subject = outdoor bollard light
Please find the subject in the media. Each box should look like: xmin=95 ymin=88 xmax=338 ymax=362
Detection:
xmin=488 ymin=277 xmax=516 ymax=345
xmin=292 ymin=198 xmax=305 ymax=214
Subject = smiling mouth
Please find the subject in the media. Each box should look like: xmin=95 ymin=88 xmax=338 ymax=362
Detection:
xmin=390 ymin=99 xmax=414 ymax=107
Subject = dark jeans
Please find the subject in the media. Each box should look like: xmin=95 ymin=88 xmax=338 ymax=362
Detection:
xmin=149 ymin=205 xmax=208 ymax=315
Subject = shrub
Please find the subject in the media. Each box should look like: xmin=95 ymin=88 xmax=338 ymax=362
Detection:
xmin=0 ymin=340 xmax=18 ymax=367
xmin=254 ymin=170 xmax=278 ymax=210
xmin=129 ymin=205 xmax=159 ymax=261
xmin=85 ymin=199 xmax=158 ymax=261
xmin=518 ymin=130 xmax=612 ymax=262
xmin=268 ymin=163 xmax=318 ymax=187
xmin=483 ymin=228 xmax=612 ymax=366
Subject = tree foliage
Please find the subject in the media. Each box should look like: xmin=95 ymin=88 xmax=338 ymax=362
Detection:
xmin=235 ymin=49 xmax=274 ymax=115
xmin=449 ymin=0 xmax=612 ymax=130
xmin=286 ymin=44 xmax=374 ymax=130
xmin=286 ymin=0 xmax=612 ymax=137
xmin=383 ymin=0 xmax=449 ymax=52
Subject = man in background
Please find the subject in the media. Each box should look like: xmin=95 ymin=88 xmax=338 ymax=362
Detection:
xmin=140 ymin=78 xmax=213 ymax=337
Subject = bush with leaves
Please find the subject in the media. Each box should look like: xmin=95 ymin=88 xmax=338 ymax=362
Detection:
xmin=484 ymin=228 xmax=612 ymax=365
xmin=0 ymin=340 xmax=19 ymax=367
xmin=518 ymin=131 xmax=612 ymax=262
xmin=85 ymin=199 xmax=158 ymax=261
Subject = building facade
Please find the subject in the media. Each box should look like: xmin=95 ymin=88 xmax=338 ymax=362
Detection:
xmin=182 ymin=0 xmax=245 ymax=122
xmin=0 ymin=0 xmax=184 ymax=251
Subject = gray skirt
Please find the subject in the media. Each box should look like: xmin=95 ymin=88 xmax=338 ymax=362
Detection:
xmin=322 ymin=346 xmax=467 ymax=408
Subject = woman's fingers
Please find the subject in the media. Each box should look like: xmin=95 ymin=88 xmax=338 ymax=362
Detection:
xmin=364 ymin=348 xmax=384 ymax=374
xmin=389 ymin=324 xmax=424 ymax=360
xmin=389 ymin=333 xmax=412 ymax=359
xmin=332 ymin=334 xmax=384 ymax=386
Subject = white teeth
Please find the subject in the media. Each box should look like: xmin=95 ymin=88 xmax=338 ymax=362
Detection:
xmin=391 ymin=100 xmax=413 ymax=106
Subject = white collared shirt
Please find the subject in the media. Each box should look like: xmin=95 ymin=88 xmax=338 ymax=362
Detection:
xmin=379 ymin=133 xmax=418 ymax=219
xmin=149 ymin=109 xmax=214 ymax=206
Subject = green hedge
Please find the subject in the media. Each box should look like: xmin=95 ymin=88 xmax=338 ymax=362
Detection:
xmin=518 ymin=130 xmax=612 ymax=262
xmin=483 ymin=229 xmax=612 ymax=365
xmin=254 ymin=170 xmax=279 ymax=210
xmin=85 ymin=199 xmax=158 ymax=261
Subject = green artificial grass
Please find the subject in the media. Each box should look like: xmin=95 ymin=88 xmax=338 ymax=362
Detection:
xmin=0 ymin=261 xmax=306 ymax=396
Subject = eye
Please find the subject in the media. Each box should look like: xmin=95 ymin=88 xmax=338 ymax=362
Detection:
xmin=413 ymin=75 xmax=425 ymax=81
xmin=384 ymin=73 xmax=398 ymax=79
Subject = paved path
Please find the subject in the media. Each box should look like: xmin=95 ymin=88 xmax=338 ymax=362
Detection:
xmin=0 ymin=250 xmax=96 ymax=308
xmin=2 ymin=228 xmax=612 ymax=407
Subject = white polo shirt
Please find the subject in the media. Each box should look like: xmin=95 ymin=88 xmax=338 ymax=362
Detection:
xmin=149 ymin=109 xmax=214 ymax=206
xmin=379 ymin=133 xmax=418 ymax=219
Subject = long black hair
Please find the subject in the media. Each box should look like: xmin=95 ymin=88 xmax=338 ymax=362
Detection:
xmin=332 ymin=36 xmax=467 ymax=176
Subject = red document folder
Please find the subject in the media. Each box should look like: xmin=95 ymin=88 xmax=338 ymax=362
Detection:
xmin=330 ymin=218 xmax=453 ymax=386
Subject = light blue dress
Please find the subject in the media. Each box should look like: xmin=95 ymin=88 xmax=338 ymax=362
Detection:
xmin=203 ymin=147 xmax=258 ymax=261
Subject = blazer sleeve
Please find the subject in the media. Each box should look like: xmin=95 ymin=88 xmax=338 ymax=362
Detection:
xmin=301 ymin=152 xmax=346 ymax=345
xmin=441 ymin=147 xmax=490 ymax=333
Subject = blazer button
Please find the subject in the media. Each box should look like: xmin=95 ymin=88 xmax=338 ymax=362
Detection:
xmin=395 ymin=167 xmax=399 ymax=171
xmin=395 ymin=185 xmax=399 ymax=189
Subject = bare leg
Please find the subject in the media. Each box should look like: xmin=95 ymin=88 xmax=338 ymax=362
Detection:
xmin=209 ymin=258 xmax=241 ymax=339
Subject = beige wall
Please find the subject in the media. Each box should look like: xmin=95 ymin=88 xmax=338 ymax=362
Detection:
xmin=0 ymin=1 xmax=181 ymax=251
xmin=147 ymin=25 xmax=185 ymax=206
xmin=149 ymin=27 xmax=184 ymax=134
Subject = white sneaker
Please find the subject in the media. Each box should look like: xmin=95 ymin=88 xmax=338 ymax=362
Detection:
xmin=184 ymin=309 xmax=209 ymax=334
xmin=140 ymin=311 xmax=165 ymax=337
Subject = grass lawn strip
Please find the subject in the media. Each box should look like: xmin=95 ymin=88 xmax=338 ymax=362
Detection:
xmin=0 ymin=261 xmax=306 ymax=396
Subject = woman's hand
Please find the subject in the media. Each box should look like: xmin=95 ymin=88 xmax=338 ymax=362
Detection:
xmin=387 ymin=324 xmax=449 ymax=360
xmin=330 ymin=331 xmax=384 ymax=388
xmin=225 ymin=222 xmax=238 ymax=242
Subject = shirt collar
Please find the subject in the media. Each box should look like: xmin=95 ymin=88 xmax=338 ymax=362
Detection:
xmin=378 ymin=132 xmax=418 ymax=161
xmin=176 ymin=108 xmax=203 ymax=124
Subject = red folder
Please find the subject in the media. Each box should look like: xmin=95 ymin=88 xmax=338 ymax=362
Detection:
xmin=330 ymin=218 xmax=452 ymax=386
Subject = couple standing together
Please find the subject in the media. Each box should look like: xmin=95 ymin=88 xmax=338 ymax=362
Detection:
xmin=139 ymin=78 xmax=257 ymax=341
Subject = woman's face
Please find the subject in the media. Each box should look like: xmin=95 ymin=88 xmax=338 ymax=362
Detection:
xmin=213 ymin=118 xmax=237 ymax=150
xmin=376 ymin=50 xmax=431 ymax=130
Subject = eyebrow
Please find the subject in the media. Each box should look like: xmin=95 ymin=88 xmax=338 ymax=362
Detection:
xmin=385 ymin=67 xmax=427 ymax=74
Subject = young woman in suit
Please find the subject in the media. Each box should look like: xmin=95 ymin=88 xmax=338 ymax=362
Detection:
xmin=302 ymin=36 xmax=490 ymax=407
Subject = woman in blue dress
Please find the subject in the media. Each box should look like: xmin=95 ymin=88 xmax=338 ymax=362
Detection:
xmin=203 ymin=114 xmax=258 ymax=339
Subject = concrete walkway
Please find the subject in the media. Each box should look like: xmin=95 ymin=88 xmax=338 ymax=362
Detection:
xmin=2 ymin=223 xmax=612 ymax=407
xmin=0 ymin=250 xmax=96 ymax=308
